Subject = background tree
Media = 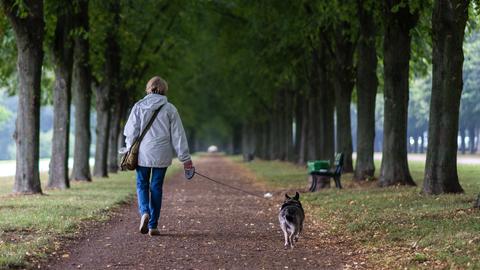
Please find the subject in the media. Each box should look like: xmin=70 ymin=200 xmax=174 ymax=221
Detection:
xmin=354 ymin=0 xmax=378 ymax=180
xmin=460 ymin=31 xmax=480 ymax=154
xmin=91 ymin=0 xmax=121 ymax=178
xmin=1 ymin=0 xmax=44 ymax=194
xmin=45 ymin=0 xmax=74 ymax=189
xmin=379 ymin=0 xmax=419 ymax=187
xmin=423 ymin=0 xmax=470 ymax=195
xmin=71 ymin=0 xmax=92 ymax=181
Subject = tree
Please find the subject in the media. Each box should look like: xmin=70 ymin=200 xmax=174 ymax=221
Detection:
xmin=423 ymin=0 xmax=469 ymax=195
xmin=379 ymin=0 xmax=418 ymax=187
xmin=354 ymin=0 xmax=378 ymax=180
xmin=91 ymin=0 xmax=121 ymax=178
xmin=71 ymin=0 xmax=92 ymax=181
xmin=461 ymin=31 xmax=480 ymax=154
xmin=1 ymin=0 xmax=44 ymax=194
xmin=46 ymin=0 xmax=74 ymax=189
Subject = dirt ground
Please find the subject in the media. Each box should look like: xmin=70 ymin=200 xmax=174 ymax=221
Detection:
xmin=43 ymin=155 xmax=368 ymax=269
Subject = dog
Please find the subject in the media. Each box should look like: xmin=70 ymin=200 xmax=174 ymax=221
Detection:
xmin=278 ymin=192 xmax=304 ymax=249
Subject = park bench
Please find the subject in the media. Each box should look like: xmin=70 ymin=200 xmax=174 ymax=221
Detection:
xmin=308 ymin=153 xmax=344 ymax=191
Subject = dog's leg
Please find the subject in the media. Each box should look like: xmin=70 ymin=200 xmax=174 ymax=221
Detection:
xmin=295 ymin=223 xmax=302 ymax=242
xmin=289 ymin=227 xmax=296 ymax=248
xmin=281 ymin=223 xmax=289 ymax=249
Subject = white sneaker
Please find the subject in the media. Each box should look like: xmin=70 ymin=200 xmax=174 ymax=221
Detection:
xmin=139 ymin=213 xmax=149 ymax=234
xmin=148 ymin=228 xmax=160 ymax=236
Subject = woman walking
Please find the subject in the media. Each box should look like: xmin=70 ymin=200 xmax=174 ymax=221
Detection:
xmin=123 ymin=76 xmax=193 ymax=236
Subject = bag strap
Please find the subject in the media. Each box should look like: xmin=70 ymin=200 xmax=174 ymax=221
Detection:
xmin=136 ymin=104 xmax=165 ymax=144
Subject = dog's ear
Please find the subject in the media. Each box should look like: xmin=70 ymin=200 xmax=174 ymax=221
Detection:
xmin=293 ymin=192 xmax=300 ymax=200
xmin=285 ymin=193 xmax=291 ymax=199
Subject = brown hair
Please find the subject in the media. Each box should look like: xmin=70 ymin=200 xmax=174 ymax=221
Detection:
xmin=146 ymin=76 xmax=168 ymax=95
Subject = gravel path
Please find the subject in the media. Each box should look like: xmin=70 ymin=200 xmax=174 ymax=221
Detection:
xmin=44 ymin=155 xmax=366 ymax=269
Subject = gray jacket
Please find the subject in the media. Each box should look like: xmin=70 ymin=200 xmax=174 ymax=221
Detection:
xmin=123 ymin=94 xmax=191 ymax=168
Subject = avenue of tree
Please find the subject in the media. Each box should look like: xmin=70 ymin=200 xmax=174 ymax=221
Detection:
xmin=0 ymin=0 xmax=478 ymax=196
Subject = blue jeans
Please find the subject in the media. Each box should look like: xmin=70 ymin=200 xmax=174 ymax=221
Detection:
xmin=136 ymin=166 xmax=167 ymax=229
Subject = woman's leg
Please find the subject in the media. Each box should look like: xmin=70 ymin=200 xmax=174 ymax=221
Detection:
xmin=148 ymin=167 xmax=168 ymax=229
xmin=136 ymin=166 xmax=151 ymax=216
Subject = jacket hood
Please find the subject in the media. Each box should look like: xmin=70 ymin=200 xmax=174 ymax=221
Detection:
xmin=136 ymin=94 xmax=168 ymax=110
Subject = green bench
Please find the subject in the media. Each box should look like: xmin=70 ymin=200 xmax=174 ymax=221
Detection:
xmin=307 ymin=153 xmax=344 ymax=191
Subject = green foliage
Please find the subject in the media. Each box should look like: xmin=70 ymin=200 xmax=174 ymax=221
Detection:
xmin=0 ymin=17 xmax=17 ymax=95
xmin=0 ymin=105 xmax=12 ymax=125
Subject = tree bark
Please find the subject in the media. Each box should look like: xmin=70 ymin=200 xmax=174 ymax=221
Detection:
xmin=379 ymin=0 xmax=418 ymax=187
xmin=2 ymin=0 xmax=44 ymax=194
xmin=48 ymin=3 xmax=74 ymax=189
xmin=284 ymin=89 xmax=294 ymax=161
xmin=298 ymin=93 xmax=308 ymax=164
xmin=318 ymin=52 xmax=335 ymax=161
xmin=94 ymin=1 xmax=121 ymax=177
xmin=107 ymin=97 xmax=123 ymax=173
xmin=293 ymin=91 xmax=302 ymax=162
xmin=323 ymin=80 xmax=336 ymax=161
xmin=354 ymin=0 xmax=378 ymax=180
xmin=333 ymin=27 xmax=355 ymax=172
xmin=419 ymin=133 xmax=425 ymax=153
xmin=469 ymin=125 xmax=476 ymax=154
xmin=423 ymin=0 xmax=469 ymax=195
xmin=460 ymin=127 xmax=466 ymax=154
xmin=93 ymin=83 xmax=110 ymax=177
xmin=71 ymin=0 xmax=92 ymax=181
xmin=306 ymin=88 xmax=318 ymax=161
xmin=108 ymin=97 xmax=127 ymax=172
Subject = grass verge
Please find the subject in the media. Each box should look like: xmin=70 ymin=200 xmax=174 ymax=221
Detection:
xmin=0 ymin=165 xmax=180 ymax=269
xmin=233 ymin=156 xmax=480 ymax=269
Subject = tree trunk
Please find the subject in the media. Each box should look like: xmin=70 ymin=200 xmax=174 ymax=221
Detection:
xmin=379 ymin=0 xmax=418 ymax=187
xmin=107 ymin=99 xmax=122 ymax=173
xmin=460 ymin=127 xmax=466 ymax=154
xmin=284 ymin=89 xmax=294 ymax=161
xmin=109 ymin=97 xmax=127 ymax=172
xmin=2 ymin=0 xmax=44 ymax=194
xmin=263 ymin=121 xmax=269 ymax=159
xmin=423 ymin=0 xmax=468 ymax=195
xmin=316 ymin=63 xmax=335 ymax=161
xmin=293 ymin=91 xmax=302 ymax=162
xmin=48 ymin=3 xmax=74 ymax=189
xmin=268 ymin=117 xmax=276 ymax=160
xmin=413 ymin=134 xmax=419 ymax=153
xmin=94 ymin=1 xmax=121 ymax=177
xmin=93 ymin=83 xmax=110 ymax=177
xmin=321 ymin=65 xmax=336 ymax=162
xmin=475 ymin=127 xmax=479 ymax=153
xmin=419 ymin=133 xmax=425 ymax=153
xmin=469 ymin=125 xmax=476 ymax=154
xmin=354 ymin=0 xmax=378 ymax=180
xmin=298 ymin=94 xmax=308 ymax=164
xmin=333 ymin=28 xmax=355 ymax=172
xmin=71 ymin=0 xmax=92 ymax=181
xmin=306 ymin=89 xmax=317 ymax=161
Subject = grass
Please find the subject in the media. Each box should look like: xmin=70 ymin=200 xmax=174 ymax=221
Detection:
xmin=234 ymin=156 xmax=480 ymax=269
xmin=0 ymin=165 xmax=180 ymax=269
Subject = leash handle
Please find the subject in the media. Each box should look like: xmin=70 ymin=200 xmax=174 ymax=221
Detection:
xmin=194 ymin=171 xmax=270 ymax=201
xmin=185 ymin=166 xmax=195 ymax=180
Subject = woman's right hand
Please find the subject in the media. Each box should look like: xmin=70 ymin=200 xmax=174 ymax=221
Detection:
xmin=183 ymin=160 xmax=193 ymax=170
xmin=184 ymin=160 xmax=195 ymax=180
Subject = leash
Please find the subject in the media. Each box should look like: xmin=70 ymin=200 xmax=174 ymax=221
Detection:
xmin=194 ymin=171 xmax=271 ymax=201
